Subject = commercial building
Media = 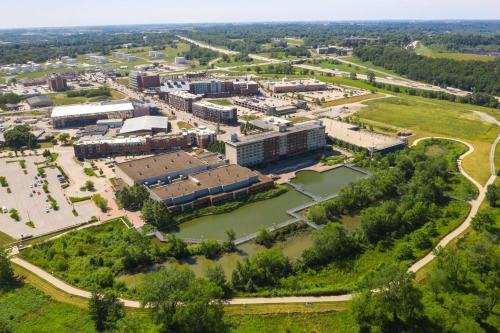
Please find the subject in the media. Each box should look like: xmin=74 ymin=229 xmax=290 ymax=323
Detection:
xmin=119 ymin=116 xmax=170 ymax=137
xmin=233 ymin=97 xmax=305 ymax=116
xmin=149 ymin=164 xmax=273 ymax=209
xmin=26 ymin=95 xmax=53 ymax=108
xmin=316 ymin=45 xmax=352 ymax=55
xmin=74 ymin=126 xmax=216 ymax=159
xmin=263 ymin=78 xmax=328 ymax=94
xmin=129 ymin=71 xmax=161 ymax=91
xmin=51 ymin=101 xmax=135 ymax=128
xmin=77 ymin=125 xmax=109 ymax=137
xmin=47 ymin=74 xmax=68 ymax=92
xmin=192 ymin=101 xmax=238 ymax=125
xmin=115 ymin=151 xmax=226 ymax=186
xmin=225 ymin=120 xmax=326 ymax=166
xmin=175 ymin=56 xmax=187 ymax=64
xmin=111 ymin=52 xmax=138 ymax=61
xmin=89 ymin=55 xmax=109 ymax=63
xmin=321 ymin=118 xmax=407 ymax=154
xmin=166 ymin=91 xmax=199 ymax=112
xmin=250 ymin=116 xmax=292 ymax=131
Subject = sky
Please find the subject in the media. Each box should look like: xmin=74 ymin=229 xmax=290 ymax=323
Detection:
xmin=1 ymin=0 xmax=500 ymax=29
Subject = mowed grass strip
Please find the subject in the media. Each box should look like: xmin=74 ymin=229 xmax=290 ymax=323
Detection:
xmin=0 ymin=230 xmax=15 ymax=247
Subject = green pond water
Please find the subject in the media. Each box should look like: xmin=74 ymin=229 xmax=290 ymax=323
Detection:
xmin=180 ymin=231 xmax=314 ymax=277
xmin=291 ymin=166 xmax=366 ymax=198
xmin=174 ymin=189 xmax=311 ymax=240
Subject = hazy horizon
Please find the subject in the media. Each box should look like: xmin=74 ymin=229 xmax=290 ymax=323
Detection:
xmin=2 ymin=0 xmax=500 ymax=29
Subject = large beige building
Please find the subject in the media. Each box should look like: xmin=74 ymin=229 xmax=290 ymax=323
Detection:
xmin=263 ymin=78 xmax=328 ymax=94
xmin=225 ymin=120 xmax=326 ymax=166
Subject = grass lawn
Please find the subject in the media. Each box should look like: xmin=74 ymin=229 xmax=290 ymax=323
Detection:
xmin=239 ymin=114 xmax=260 ymax=121
xmin=289 ymin=116 xmax=313 ymax=124
xmin=206 ymin=99 xmax=233 ymax=106
xmin=356 ymin=97 xmax=499 ymax=185
xmin=0 ymin=230 xmax=15 ymax=247
xmin=415 ymin=43 xmax=495 ymax=62
xmin=320 ymin=93 xmax=386 ymax=108
xmin=215 ymin=56 xmax=261 ymax=68
xmin=176 ymin=121 xmax=194 ymax=129
xmin=285 ymin=38 xmax=305 ymax=46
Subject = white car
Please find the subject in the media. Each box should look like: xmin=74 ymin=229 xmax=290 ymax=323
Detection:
xmin=2 ymin=206 xmax=7 ymax=213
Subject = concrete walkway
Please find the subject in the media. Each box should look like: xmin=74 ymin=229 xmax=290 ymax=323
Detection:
xmin=9 ymin=135 xmax=498 ymax=307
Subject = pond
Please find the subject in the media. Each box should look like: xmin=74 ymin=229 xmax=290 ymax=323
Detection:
xmin=173 ymin=189 xmax=311 ymax=240
xmin=291 ymin=166 xmax=366 ymax=198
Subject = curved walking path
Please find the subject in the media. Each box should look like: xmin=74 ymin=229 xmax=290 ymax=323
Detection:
xmin=10 ymin=135 xmax=499 ymax=307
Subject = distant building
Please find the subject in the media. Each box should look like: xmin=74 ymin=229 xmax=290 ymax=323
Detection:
xmin=26 ymin=95 xmax=53 ymax=109
xmin=167 ymin=91 xmax=200 ymax=112
xmin=175 ymin=56 xmax=187 ymax=64
xmin=51 ymin=101 xmax=135 ymax=128
xmin=225 ymin=120 xmax=326 ymax=166
xmin=89 ymin=55 xmax=109 ymax=63
xmin=189 ymin=79 xmax=258 ymax=98
xmin=192 ymin=101 xmax=238 ymax=125
xmin=263 ymin=78 xmax=327 ymax=94
xmin=47 ymin=74 xmax=68 ymax=92
xmin=119 ymin=116 xmax=170 ymax=137
xmin=233 ymin=97 xmax=304 ymax=116
xmin=112 ymin=52 xmax=138 ymax=61
xmin=129 ymin=71 xmax=161 ymax=91
xmin=149 ymin=51 xmax=164 ymax=59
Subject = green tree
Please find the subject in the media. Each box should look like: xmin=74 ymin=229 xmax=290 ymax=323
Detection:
xmin=351 ymin=265 xmax=424 ymax=333
xmin=0 ymin=248 xmax=19 ymax=293
xmin=139 ymin=266 xmax=228 ymax=333
xmin=92 ymin=194 xmax=108 ymax=212
xmin=58 ymin=132 xmax=70 ymax=145
xmin=4 ymin=125 xmax=37 ymax=150
xmin=486 ymin=183 xmax=500 ymax=207
xmin=116 ymin=184 xmax=150 ymax=211
xmin=88 ymin=291 xmax=125 ymax=332
xmin=471 ymin=211 xmax=495 ymax=232
xmin=85 ymin=180 xmax=95 ymax=191
xmin=206 ymin=264 xmax=231 ymax=298
xmin=141 ymin=198 xmax=173 ymax=230
xmin=350 ymin=72 xmax=358 ymax=80
xmin=367 ymin=70 xmax=376 ymax=83
xmin=255 ymin=228 xmax=274 ymax=248
xmin=223 ymin=229 xmax=236 ymax=252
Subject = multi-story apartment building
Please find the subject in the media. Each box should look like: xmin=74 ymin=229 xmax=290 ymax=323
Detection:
xmin=74 ymin=126 xmax=216 ymax=159
xmin=129 ymin=71 xmax=161 ymax=91
xmin=167 ymin=91 xmax=200 ymax=112
xmin=225 ymin=120 xmax=326 ymax=166
xmin=192 ymin=101 xmax=238 ymax=125
xmin=189 ymin=80 xmax=258 ymax=98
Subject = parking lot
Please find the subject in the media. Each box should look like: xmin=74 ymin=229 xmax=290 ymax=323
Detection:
xmin=0 ymin=156 xmax=99 ymax=239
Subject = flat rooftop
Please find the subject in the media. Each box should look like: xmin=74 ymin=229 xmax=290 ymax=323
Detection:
xmin=51 ymin=102 xmax=134 ymax=118
xmin=151 ymin=164 xmax=258 ymax=200
xmin=116 ymin=151 xmax=205 ymax=182
xmin=227 ymin=120 xmax=324 ymax=147
xmin=234 ymin=96 xmax=296 ymax=108
xmin=321 ymin=118 xmax=405 ymax=151
xmin=194 ymin=100 xmax=236 ymax=111
xmin=120 ymin=116 xmax=169 ymax=135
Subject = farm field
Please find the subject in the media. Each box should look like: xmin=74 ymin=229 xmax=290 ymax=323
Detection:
xmin=415 ymin=42 xmax=496 ymax=61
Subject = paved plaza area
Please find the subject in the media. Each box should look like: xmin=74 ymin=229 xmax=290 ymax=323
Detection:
xmin=0 ymin=155 xmax=99 ymax=239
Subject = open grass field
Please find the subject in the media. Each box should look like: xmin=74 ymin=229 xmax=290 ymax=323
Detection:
xmin=176 ymin=121 xmax=194 ymax=129
xmin=0 ymin=285 xmax=95 ymax=333
xmin=356 ymin=97 xmax=499 ymax=184
xmin=320 ymin=92 xmax=386 ymax=108
xmin=47 ymin=89 xmax=127 ymax=106
xmin=285 ymin=38 xmax=305 ymax=46
xmin=229 ymin=310 xmax=357 ymax=333
xmin=315 ymin=60 xmax=371 ymax=76
xmin=415 ymin=43 xmax=496 ymax=62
